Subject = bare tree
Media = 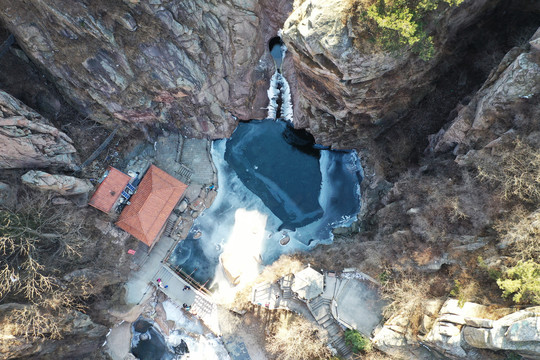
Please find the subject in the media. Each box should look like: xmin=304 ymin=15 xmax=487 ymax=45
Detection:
xmin=380 ymin=273 xmax=431 ymax=334
xmin=0 ymin=192 xmax=88 ymax=301
xmin=266 ymin=315 xmax=331 ymax=360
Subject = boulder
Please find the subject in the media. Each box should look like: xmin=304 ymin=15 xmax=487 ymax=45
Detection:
xmin=0 ymin=90 xmax=78 ymax=170
xmin=21 ymin=171 xmax=93 ymax=196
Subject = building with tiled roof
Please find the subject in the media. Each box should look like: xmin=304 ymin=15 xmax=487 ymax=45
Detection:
xmin=116 ymin=165 xmax=187 ymax=247
xmin=88 ymin=167 xmax=131 ymax=213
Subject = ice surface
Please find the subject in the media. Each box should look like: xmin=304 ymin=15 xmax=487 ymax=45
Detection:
xmin=169 ymin=120 xmax=362 ymax=302
xmin=167 ymin=331 xmax=231 ymax=360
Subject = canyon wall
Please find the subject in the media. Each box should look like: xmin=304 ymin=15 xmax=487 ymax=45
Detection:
xmin=281 ymin=0 xmax=497 ymax=149
xmin=0 ymin=0 xmax=292 ymax=138
xmin=0 ymin=90 xmax=78 ymax=169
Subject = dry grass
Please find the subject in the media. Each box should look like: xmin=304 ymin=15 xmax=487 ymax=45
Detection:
xmin=477 ymin=139 xmax=540 ymax=204
xmin=495 ymin=207 xmax=540 ymax=262
xmin=380 ymin=273 xmax=431 ymax=334
xmin=266 ymin=314 xmax=331 ymax=360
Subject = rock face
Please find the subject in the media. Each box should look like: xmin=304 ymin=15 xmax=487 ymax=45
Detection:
xmin=0 ymin=303 xmax=108 ymax=360
xmin=0 ymin=90 xmax=78 ymax=169
xmin=21 ymin=170 xmax=93 ymax=195
xmin=0 ymin=0 xmax=292 ymax=138
xmin=281 ymin=0 xmax=495 ymax=148
xmin=374 ymin=299 xmax=540 ymax=359
xmin=429 ymin=27 xmax=540 ymax=156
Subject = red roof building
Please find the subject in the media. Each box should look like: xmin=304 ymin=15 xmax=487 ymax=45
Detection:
xmin=88 ymin=167 xmax=131 ymax=213
xmin=116 ymin=165 xmax=187 ymax=247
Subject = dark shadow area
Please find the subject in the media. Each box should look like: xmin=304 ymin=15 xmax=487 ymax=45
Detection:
xmin=375 ymin=1 xmax=540 ymax=179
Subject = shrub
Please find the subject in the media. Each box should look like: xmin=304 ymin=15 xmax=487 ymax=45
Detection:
xmin=363 ymin=0 xmax=464 ymax=60
xmin=449 ymin=280 xmax=466 ymax=308
xmin=494 ymin=208 xmax=540 ymax=261
xmin=345 ymin=329 xmax=372 ymax=353
xmin=497 ymin=260 xmax=540 ymax=304
xmin=477 ymin=139 xmax=540 ymax=205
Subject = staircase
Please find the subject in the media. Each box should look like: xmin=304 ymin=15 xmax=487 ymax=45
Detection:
xmin=176 ymin=164 xmax=193 ymax=184
xmin=280 ymin=274 xmax=294 ymax=299
xmin=308 ymin=296 xmax=353 ymax=359
xmin=163 ymin=217 xmax=176 ymax=237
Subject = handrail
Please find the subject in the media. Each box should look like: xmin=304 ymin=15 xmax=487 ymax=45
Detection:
xmin=167 ymin=263 xmax=212 ymax=296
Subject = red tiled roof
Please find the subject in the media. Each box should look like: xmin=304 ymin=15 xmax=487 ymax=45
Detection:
xmin=88 ymin=167 xmax=131 ymax=213
xmin=115 ymin=165 xmax=187 ymax=247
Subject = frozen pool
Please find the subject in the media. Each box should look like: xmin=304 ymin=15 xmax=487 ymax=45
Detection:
xmin=168 ymin=119 xmax=362 ymax=297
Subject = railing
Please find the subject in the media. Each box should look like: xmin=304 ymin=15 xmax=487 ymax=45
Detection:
xmin=167 ymin=263 xmax=212 ymax=297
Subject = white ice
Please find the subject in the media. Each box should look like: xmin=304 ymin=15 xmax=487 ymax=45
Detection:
xmin=266 ymin=71 xmax=294 ymax=122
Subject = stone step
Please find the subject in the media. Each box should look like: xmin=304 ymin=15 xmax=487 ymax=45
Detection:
xmin=327 ymin=325 xmax=340 ymax=338
xmin=318 ymin=314 xmax=332 ymax=326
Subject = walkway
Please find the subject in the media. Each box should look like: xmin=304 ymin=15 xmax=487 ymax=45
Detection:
xmin=178 ymin=138 xmax=215 ymax=185
xmin=250 ymin=270 xmax=386 ymax=359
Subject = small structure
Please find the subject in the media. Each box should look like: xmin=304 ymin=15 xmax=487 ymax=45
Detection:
xmin=291 ymin=266 xmax=324 ymax=300
xmin=88 ymin=167 xmax=131 ymax=213
xmin=116 ymin=165 xmax=187 ymax=248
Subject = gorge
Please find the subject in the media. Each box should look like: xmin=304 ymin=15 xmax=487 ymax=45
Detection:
xmin=1 ymin=0 xmax=540 ymax=359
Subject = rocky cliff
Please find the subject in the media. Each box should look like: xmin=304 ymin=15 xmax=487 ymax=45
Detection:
xmin=0 ymin=90 xmax=78 ymax=169
xmin=281 ymin=0 xmax=497 ymax=149
xmin=429 ymin=27 xmax=540 ymax=160
xmin=373 ymin=299 xmax=540 ymax=360
xmin=0 ymin=0 xmax=292 ymax=138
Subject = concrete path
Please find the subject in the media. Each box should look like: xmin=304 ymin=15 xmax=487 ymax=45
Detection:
xmin=125 ymin=236 xmax=176 ymax=306
xmin=179 ymin=138 xmax=216 ymax=185
xmin=105 ymin=321 xmax=131 ymax=360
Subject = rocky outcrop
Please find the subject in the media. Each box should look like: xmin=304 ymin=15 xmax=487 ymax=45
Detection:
xmin=374 ymin=299 xmax=540 ymax=359
xmin=0 ymin=0 xmax=292 ymax=138
xmin=0 ymin=90 xmax=78 ymax=169
xmin=21 ymin=170 xmax=93 ymax=195
xmin=0 ymin=303 xmax=108 ymax=360
xmin=281 ymin=0 xmax=496 ymax=149
xmin=429 ymin=27 xmax=540 ymax=156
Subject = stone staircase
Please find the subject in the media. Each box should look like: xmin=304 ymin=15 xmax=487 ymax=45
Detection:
xmin=163 ymin=217 xmax=176 ymax=237
xmin=280 ymin=274 xmax=294 ymax=299
xmin=175 ymin=163 xmax=193 ymax=184
xmin=308 ymin=296 xmax=352 ymax=358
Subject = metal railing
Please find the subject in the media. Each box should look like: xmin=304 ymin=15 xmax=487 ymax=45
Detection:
xmin=168 ymin=263 xmax=212 ymax=296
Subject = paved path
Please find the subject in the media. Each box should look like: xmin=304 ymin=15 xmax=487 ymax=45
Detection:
xmin=179 ymin=138 xmax=216 ymax=185
xmin=125 ymin=236 xmax=176 ymax=306
xmin=124 ymin=234 xmax=221 ymax=334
